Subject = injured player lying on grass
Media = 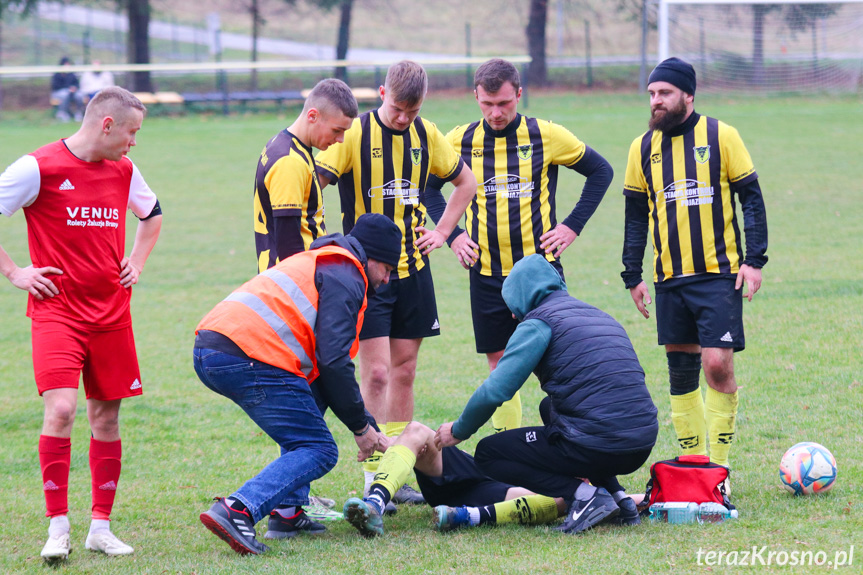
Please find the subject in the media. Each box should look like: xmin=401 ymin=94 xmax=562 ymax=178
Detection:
xmin=343 ymin=421 xmax=567 ymax=536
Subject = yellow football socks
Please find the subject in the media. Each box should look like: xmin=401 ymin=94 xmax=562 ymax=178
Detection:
xmin=370 ymin=444 xmax=416 ymax=500
xmin=385 ymin=421 xmax=408 ymax=438
xmin=362 ymin=423 xmax=387 ymax=474
xmin=670 ymin=389 xmax=707 ymax=456
xmin=705 ymin=387 xmax=738 ymax=468
xmin=491 ymin=495 xmax=558 ymax=526
xmin=491 ymin=392 xmax=522 ymax=433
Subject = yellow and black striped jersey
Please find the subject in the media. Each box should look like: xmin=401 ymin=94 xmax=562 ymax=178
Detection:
xmin=254 ymin=129 xmax=325 ymax=273
xmin=623 ymin=114 xmax=757 ymax=283
xmin=447 ymin=115 xmax=586 ymax=276
xmin=316 ymin=110 xmax=463 ymax=279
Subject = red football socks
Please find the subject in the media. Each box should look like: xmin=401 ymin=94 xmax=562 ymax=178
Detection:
xmin=39 ymin=435 xmax=71 ymax=518
xmin=90 ymin=438 xmax=122 ymax=520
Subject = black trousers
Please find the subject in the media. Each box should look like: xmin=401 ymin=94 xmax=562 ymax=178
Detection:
xmin=474 ymin=425 xmax=652 ymax=501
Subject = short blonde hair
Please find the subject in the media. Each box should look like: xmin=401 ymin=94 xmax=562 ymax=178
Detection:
xmin=84 ymin=87 xmax=146 ymax=123
xmin=304 ymin=78 xmax=358 ymax=119
xmin=384 ymin=61 xmax=427 ymax=107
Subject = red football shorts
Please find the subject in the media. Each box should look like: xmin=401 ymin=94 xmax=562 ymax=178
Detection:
xmin=32 ymin=320 xmax=142 ymax=401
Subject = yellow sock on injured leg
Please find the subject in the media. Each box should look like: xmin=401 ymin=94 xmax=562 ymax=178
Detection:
xmin=705 ymin=387 xmax=738 ymax=468
xmin=670 ymin=389 xmax=707 ymax=456
xmin=491 ymin=392 xmax=522 ymax=433
xmin=489 ymin=495 xmax=558 ymax=526
xmin=369 ymin=444 xmax=416 ymax=501
xmin=362 ymin=423 xmax=387 ymax=475
xmin=385 ymin=421 xmax=407 ymax=438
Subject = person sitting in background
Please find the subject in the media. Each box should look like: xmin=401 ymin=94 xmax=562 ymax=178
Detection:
xmin=79 ymin=60 xmax=115 ymax=101
xmin=50 ymin=57 xmax=85 ymax=122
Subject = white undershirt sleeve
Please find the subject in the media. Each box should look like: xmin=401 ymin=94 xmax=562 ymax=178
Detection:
xmin=0 ymin=155 xmax=41 ymax=217
xmin=127 ymin=161 xmax=158 ymax=219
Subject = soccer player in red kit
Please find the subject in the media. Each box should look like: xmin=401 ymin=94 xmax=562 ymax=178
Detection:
xmin=0 ymin=87 xmax=162 ymax=562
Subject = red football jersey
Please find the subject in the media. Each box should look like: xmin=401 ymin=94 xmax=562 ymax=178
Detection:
xmin=0 ymin=140 xmax=157 ymax=328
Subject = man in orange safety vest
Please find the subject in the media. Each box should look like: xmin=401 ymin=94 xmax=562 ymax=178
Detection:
xmin=193 ymin=213 xmax=401 ymax=555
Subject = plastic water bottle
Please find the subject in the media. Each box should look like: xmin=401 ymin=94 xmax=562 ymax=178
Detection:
xmin=649 ymin=502 xmax=698 ymax=524
xmin=696 ymin=502 xmax=738 ymax=523
xmin=649 ymin=502 xmax=738 ymax=524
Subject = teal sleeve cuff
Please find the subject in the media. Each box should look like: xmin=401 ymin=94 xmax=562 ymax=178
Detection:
xmin=452 ymin=319 xmax=552 ymax=439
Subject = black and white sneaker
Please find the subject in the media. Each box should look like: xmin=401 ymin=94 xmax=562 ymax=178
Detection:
xmin=555 ymin=487 xmax=620 ymax=534
xmin=614 ymin=496 xmax=641 ymax=526
xmin=392 ymin=484 xmax=426 ymax=505
xmin=264 ymin=509 xmax=326 ymax=540
xmin=200 ymin=497 xmax=269 ymax=555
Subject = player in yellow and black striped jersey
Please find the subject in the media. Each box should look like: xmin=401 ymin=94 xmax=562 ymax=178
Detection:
xmin=316 ymin=61 xmax=477 ymax=503
xmin=442 ymin=114 xmax=609 ymax=277
xmin=250 ymin=79 xmax=358 ymax=532
xmin=316 ymin=108 xmax=473 ymax=280
xmin=621 ymin=57 xmax=768 ymax=472
xmin=621 ymin=105 xmax=759 ymax=283
xmin=425 ymin=59 xmax=612 ymax=433
xmin=254 ymin=79 xmax=358 ymax=273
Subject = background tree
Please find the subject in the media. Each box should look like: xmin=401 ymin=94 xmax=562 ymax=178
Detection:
xmin=783 ymin=2 xmax=838 ymax=32
xmin=120 ymin=0 xmax=152 ymax=92
xmin=526 ymin=0 xmax=549 ymax=86
xmin=333 ymin=0 xmax=352 ymax=82
xmin=751 ymin=4 xmax=780 ymax=85
xmin=245 ymin=0 xmax=352 ymax=90
xmin=247 ymin=0 xmax=268 ymax=90
xmin=783 ymin=2 xmax=839 ymax=62
xmin=307 ymin=0 xmax=354 ymax=82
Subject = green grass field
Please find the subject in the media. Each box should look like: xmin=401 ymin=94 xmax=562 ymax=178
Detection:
xmin=0 ymin=92 xmax=861 ymax=574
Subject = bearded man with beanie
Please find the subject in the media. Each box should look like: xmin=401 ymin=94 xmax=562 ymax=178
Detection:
xmin=621 ymin=57 xmax=769 ymax=479
xmin=194 ymin=213 xmax=401 ymax=555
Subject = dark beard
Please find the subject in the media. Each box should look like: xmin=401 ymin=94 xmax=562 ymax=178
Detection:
xmin=648 ymin=101 xmax=688 ymax=132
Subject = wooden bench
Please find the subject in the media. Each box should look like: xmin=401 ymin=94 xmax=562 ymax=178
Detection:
xmin=132 ymin=91 xmax=185 ymax=106
xmin=50 ymin=92 xmax=181 ymax=107
xmin=180 ymin=90 xmax=305 ymax=110
xmin=179 ymin=87 xmax=376 ymax=113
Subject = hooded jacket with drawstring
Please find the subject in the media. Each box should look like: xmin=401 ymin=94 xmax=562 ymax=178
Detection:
xmin=453 ymin=254 xmax=658 ymax=454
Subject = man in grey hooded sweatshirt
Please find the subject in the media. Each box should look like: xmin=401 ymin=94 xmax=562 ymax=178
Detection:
xmin=436 ymin=254 xmax=658 ymax=534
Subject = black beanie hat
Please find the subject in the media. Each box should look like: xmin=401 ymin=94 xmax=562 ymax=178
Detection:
xmin=648 ymin=57 xmax=696 ymax=95
xmin=348 ymin=213 xmax=402 ymax=269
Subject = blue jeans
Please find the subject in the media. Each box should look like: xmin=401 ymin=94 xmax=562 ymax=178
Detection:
xmin=193 ymin=347 xmax=339 ymax=524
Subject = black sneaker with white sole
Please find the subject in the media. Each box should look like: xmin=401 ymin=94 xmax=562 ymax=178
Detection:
xmin=199 ymin=497 xmax=269 ymax=555
xmin=554 ymin=487 xmax=620 ymax=534
xmin=264 ymin=509 xmax=326 ymax=539
xmin=392 ymin=484 xmax=426 ymax=505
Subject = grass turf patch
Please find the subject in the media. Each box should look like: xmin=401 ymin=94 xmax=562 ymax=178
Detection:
xmin=0 ymin=91 xmax=860 ymax=574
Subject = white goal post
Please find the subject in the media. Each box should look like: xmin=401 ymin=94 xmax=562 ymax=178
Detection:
xmin=655 ymin=0 xmax=863 ymax=92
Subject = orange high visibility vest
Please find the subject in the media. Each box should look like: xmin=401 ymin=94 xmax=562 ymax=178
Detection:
xmin=196 ymin=245 xmax=368 ymax=381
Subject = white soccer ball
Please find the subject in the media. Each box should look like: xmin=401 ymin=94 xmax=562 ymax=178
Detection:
xmin=779 ymin=442 xmax=837 ymax=495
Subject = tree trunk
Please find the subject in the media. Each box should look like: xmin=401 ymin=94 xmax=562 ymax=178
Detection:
xmin=251 ymin=0 xmax=260 ymax=90
xmin=526 ymin=0 xmax=548 ymax=86
xmin=752 ymin=4 xmax=768 ymax=86
xmin=126 ymin=0 xmax=153 ymax=92
xmin=334 ymin=0 xmax=353 ymax=82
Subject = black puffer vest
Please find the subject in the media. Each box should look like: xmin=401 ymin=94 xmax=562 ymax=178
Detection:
xmin=525 ymin=291 xmax=658 ymax=454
